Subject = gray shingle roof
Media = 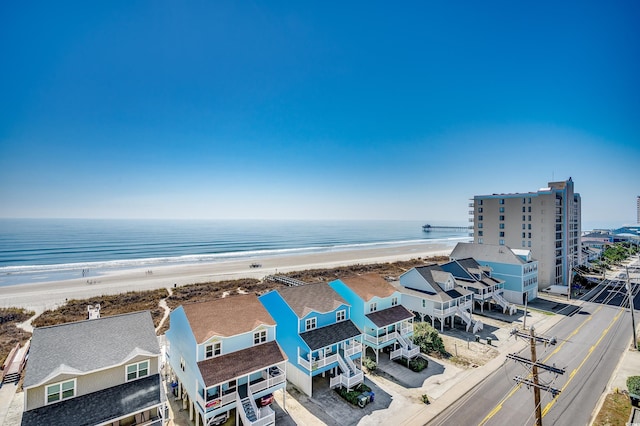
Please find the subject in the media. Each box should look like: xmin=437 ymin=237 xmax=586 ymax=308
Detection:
xmin=276 ymin=282 xmax=349 ymax=318
xmin=366 ymin=305 xmax=414 ymax=328
xmin=21 ymin=374 xmax=163 ymax=426
xmin=300 ymin=320 xmax=362 ymax=351
xmin=24 ymin=311 xmax=159 ymax=388
xmin=400 ymin=265 xmax=473 ymax=302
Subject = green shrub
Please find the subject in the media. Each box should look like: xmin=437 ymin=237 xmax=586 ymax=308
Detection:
xmin=409 ymin=357 xmax=428 ymax=372
xmin=362 ymin=356 xmax=377 ymax=372
xmin=411 ymin=322 xmax=447 ymax=356
xmin=628 ymin=376 xmax=640 ymax=395
xmin=335 ymin=383 xmax=372 ymax=405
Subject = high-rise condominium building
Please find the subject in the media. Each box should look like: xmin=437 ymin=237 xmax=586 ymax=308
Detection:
xmin=471 ymin=178 xmax=581 ymax=289
xmin=637 ymin=195 xmax=640 ymax=224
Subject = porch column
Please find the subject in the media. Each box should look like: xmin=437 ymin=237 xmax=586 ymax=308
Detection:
xmin=189 ymin=398 xmax=193 ymax=421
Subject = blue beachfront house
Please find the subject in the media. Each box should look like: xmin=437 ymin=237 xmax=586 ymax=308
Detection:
xmin=259 ymin=283 xmax=363 ymax=397
xmin=166 ymin=295 xmax=287 ymax=426
xmin=329 ymin=273 xmax=419 ymax=363
xmin=450 ymin=242 xmax=539 ymax=304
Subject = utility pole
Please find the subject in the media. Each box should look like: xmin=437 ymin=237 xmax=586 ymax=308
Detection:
xmin=530 ymin=327 xmax=542 ymax=426
xmin=627 ymin=266 xmax=637 ymax=350
xmin=508 ymin=327 xmax=564 ymax=426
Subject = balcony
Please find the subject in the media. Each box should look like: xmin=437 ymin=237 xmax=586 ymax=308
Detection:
xmin=398 ymin=322 xmax=413 ymax=336
xmin=329 ymin=369 xmax=364 ymax=390
xmin=249 ymin=366 xmax=286 ymax=395
xmin=196 ymin=389 xmax=236 ymax=414
xmin=298 ymin=352 xmax=338 ymax=372
xmin=364 ymin=331 xmax=399 ymax=347
xmin=344 ymin=341 xmax=363 ymax=358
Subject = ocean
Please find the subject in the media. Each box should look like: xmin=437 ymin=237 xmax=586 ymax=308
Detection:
xmin=0 ymin=219 xmax=470 ymax=287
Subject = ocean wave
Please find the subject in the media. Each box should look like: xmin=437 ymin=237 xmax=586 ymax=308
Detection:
xmin=0 ymin=236 xmax=470 ymax=276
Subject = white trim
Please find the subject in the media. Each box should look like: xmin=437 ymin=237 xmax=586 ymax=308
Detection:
xmin=336 ymin=310 xmax=346 ymax=322
xmin=305 ymin=317 xmax=317 ymax=331
xmin=253 ymin=330 xmax=267 ymax=345
xmin=204 ymin=341 xmax=222 ymax=359
xmin=125 ymin=359 xmax=150 ymax=382
xmin=26 ymin=350 xmax=159 ymax=390
xmin=45 ymin=378 xmax=76 ymax=405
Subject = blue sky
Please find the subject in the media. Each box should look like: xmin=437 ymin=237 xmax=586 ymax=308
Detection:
xmin=0 ymin=1 xmax=638 ymax=228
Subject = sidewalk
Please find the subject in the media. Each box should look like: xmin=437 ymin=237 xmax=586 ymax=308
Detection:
xmin=591 ymin=326 xmax=640 ymax=425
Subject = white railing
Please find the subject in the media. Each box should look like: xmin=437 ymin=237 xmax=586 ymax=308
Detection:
xmin=398 ymin=322 xmax=413 ymax=336
xmin=364 ymin=331 xmax=399 ymax=347
xmin=336 ymin=355 xmax=351 ymax=376
xmin=329 ymin=370 xmax=364 ymax=390
xmin=390 ymin=348 xmax=402 ymax=360
xmin=298 ymin=353 xmax=338 ymax=372
xmin=493 ymin=292 xmax=517 ymax=315
xmin=249 ymin=368 xmax=286 ymax=395
xmin=344 ymin=341 xmax=363 ymax=357
xmin=433 ymin=306 xmax=457 ymax=316
xmin=237 ymin=389 xmax=275 ymax=426
xmin=343 ymin=353 xmax=358 ymax=373
xmin=197 ymin=390 xmax=236 ymax=413
xmin=396 ymin=333 xmax=420 ymax=358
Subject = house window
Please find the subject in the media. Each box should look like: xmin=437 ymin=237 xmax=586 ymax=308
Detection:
xmin=391 ymin=297 xmax=398 ymax=306
xmin=336 ymin=310 xmax=346 ymax=322
xmin=478 ymin=207 xmax=483 ymax=213
xmin=528 ymin=206 xmax=532 ymax=212
xmin=522 ymin=232 xmax=526 ymax=238
xmin=370 ymin=302 xmax=377 ymax=313
xmin=180 ymin=357 xmax=185 ymax=371
xmin=522 ymin=241 xmax=526 ymax=247
xmin=46 ymin=379 xmax=75 ymax=404
xmin=478 ymin=200 xmax=483 ymax=205
xmin=528 ymin=232 xmax=532 ymax=238
xmin=478 ymin=231 xmax=483 ymax=236
xmin=254 ymin=330 xmax=267 ymax=345
xmin=126 ymin=360 xmax=149 ymax=381
xmin=528 ymin=241 xmax=532 ymax=247
xmin=528 ymin=215 xmax=531 ymax=221
xmin=422 ymin=299 xmax=426 ymax=308
xmin=478 ymin=223 xmax=483 ymax=229
xmin=478 ymin=238 xmax=483 ymax=244
xmin=478 ymin=215 xmax=483 ymax=221
xmin=499 ymin=215 xmax=505 ymax=221
xmin=499 ymin=232 xmax=505 ymax=237
xmin=499 ymin=239 xmax=505 ymax=245
xmin=528 ymin=224 xmax=532 ymax=230
xmin=500 ymin=199 xmax=505 ymax=204
xmin=522 ymin=224 xmax=526 ymax=229
xmin=205 ymin=342 xmax=222 ymax=359
xmin=305 ymin=317 xmax=316 ymax=331
xmin=499 ymin=207 xmax=505 ymax=213
xmin=499 ymin=223 xmax=505 ymax=229
xmin=522 ymin=206 xmax=526 ymax=212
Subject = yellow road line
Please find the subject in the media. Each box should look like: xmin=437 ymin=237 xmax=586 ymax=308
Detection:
xmin=478 ymin=305 xmax=602 ymax=426
xmin=541 ymin=308 xmax=624 ymax=417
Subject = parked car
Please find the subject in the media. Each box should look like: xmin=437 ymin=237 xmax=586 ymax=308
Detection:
xmin=257 ymin=393 xmax=274 ymax=407
xmin=210 ymin=411 xmax=229 ymax=426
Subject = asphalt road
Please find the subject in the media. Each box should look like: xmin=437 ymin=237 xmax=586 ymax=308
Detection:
xmin=428 ymin=301 xmax=632 ymax=426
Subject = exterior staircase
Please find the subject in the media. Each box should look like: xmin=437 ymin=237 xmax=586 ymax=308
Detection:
xmin=493 ymin=292 xmax=517 ymax=315
xmin=330 ymin=352 xmax=363 ymax=390
xmin=456 ymin=305 xmax=483 ymax=333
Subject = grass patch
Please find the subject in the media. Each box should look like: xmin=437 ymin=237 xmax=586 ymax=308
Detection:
xmin=0 ymin=308 xmax=34 ymax=366
xmin=32 ymin=289 xmax=169 ymax=331
xmin=593 ymin=392 xmax=632 ymax=426
xmin=166 ymin=278 xmax=277 ymax=310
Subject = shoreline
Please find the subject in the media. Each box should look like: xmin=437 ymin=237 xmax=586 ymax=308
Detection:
xmin=0 ymin=242 xmax=455 ymax=313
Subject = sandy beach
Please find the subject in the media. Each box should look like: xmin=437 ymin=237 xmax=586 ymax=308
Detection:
xmin=0 ymin=242 xmax=454 ymax=313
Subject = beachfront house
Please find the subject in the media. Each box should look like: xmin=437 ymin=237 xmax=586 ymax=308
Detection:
xmin=329 ymin=273 xmax=419 ymax=363
xmin=440 ymin=258 xmax=515 ymax=315
xmin=165 ymin=294 xmax=287 ymax=426
xmin=21 ymin=311 xmax=166 ymax=426
xmin=397 ymin=265 xmax=479 ymax=332
xmin=450 ymin=242 xmax=539 ymax=304
xmin=259 ymin=283 xmax=363 ymax=397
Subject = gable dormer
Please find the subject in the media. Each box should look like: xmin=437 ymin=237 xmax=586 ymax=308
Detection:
xmin=436 ymin=274 xmax=455 ymax=292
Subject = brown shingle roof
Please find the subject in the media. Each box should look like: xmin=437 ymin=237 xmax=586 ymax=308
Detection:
xmin=340 ymin=273 xmax=396 ymax=301
xmin=197 ymin=341 xmax=287 ymax=388
xmin=276 ymin=282 xmax=348 ymax=318
xmin=182 ymin=294 xmax=276 ymax=343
